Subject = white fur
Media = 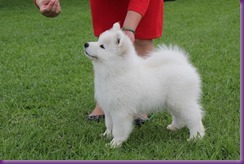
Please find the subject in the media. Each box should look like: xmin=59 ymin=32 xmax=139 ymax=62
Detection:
xmin=84 ymin=23 xmax=205 ymax=148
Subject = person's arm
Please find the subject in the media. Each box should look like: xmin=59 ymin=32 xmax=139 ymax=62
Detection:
xmin=122 ymin=0 xmax=150 ymax=42
xmin=35 ymin=0 xmax=61 ymax=18
xmin=123 ymin=11 xmax=142 ymax=42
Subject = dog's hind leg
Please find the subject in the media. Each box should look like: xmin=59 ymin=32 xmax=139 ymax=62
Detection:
xmin=109 ymin=110 xmax=134 ymax=148
xmin=187 ymin=117 xmax=205 ymax=141
xmin=180 ymin=103 xmax=205 ymax=140
xmin=168 ymin=102 xmax=205 ymax=140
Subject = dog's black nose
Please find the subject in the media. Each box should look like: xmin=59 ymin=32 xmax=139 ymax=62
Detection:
xmin=84 ymin=43 xmax=89 ymax=48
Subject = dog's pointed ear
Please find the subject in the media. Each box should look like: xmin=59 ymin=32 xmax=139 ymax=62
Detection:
xmin=116 ymin=31 xmax=123 ymax=46
xmin=112 ymin=22 xmax=121 ymax=31
xmin=116 ymin=31 xmax=128 ymax=55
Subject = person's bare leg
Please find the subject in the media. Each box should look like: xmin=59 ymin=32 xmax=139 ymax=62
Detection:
xmin=134 ymin=39 xmax=154 ymax=56
xmin=89 ymin=103 xmax=104 ymax=116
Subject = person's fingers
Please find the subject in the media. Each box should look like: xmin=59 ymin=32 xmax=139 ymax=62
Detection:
xmin=56 ymin=1 xmax=61 ymax=13
xmin=40 ymin=0 xmax=55 ymax=15
xmin=51 ymin=0 xmax=60 ymax=14
xmin=40 ymin=0 xmax=60 ymax=18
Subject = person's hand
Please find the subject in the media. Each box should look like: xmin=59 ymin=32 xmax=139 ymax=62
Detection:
xmin=35 ymin=0 xmax=61 ymax=18
xmin=123 ymin=30 xmax=135 ymax=43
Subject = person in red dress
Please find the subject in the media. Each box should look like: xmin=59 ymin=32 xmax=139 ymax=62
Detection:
xmin=35 ymin=0 xmax=164 ymax=125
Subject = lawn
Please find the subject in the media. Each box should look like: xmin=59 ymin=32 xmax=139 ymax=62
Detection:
xmin=0 ymin=0 xmax=240 ymax=160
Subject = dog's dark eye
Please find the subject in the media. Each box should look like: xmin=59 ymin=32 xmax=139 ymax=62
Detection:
xmin=100 ymin=45 xmax=105 ymax=49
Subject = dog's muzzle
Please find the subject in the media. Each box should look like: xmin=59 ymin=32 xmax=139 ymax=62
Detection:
xmin=84 ymin=43 xmax=98 ymax=60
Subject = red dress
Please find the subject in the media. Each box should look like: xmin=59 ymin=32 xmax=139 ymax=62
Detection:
xmin=89 ymin=0 xmax=163 ymax=39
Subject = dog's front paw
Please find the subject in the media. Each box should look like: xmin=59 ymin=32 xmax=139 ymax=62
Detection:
xmin=101 ymin=129 xmax=112 ymax=139
xmin=110 ymin=138 xmax=123 ymax=148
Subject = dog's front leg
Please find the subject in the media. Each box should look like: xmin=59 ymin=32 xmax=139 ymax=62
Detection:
xmin=102 ymin=111 xmax=113 ymax=139
xmin=110 ymin=111 xmax=134 ymax=148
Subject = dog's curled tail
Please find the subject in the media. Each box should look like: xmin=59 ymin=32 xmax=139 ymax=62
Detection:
xmin=155 ymin=44 xmax=191 ymax=64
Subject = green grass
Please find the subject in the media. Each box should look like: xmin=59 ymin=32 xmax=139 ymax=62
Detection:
xmin=0 ymin=0 xmax=240 ymax=160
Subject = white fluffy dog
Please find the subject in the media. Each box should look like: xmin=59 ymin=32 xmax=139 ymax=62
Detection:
xmin=84 ymin=23 xmax=205 ymax=148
